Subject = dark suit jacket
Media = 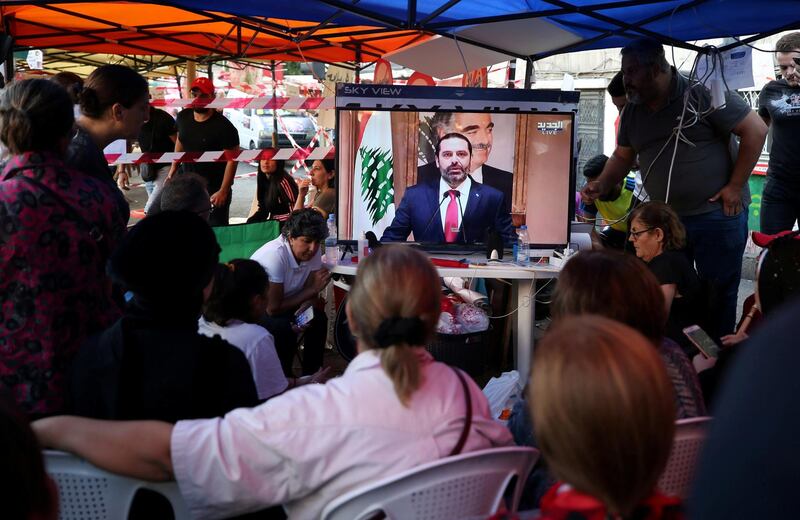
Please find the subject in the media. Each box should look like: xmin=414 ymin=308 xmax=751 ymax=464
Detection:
xmin=418 ymin=162 xmax=513 ymax=214
xmin=381 ymin=179 xmax=514 ymax=245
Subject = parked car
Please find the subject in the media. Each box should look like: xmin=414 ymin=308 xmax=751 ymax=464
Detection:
xmin=224 ymin=108 xmax=316 ymax=150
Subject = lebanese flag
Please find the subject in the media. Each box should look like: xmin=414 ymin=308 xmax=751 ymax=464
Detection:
xmin=351 ymin=111 xmax=396 ymax=239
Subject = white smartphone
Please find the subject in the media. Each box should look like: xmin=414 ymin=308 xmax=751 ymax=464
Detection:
xmin=683 ymin=325 xmax=721 ymax=359
xmin=294 ymin=306 xmax=314 ymax=327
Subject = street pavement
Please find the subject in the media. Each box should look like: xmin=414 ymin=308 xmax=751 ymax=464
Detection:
xmin=124 ymin=162 xmax=259 ymax=225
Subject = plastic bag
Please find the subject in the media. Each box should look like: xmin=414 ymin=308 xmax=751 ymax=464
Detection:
xmin=482 ymin=370 xmax=523 ymax=424
xmin=436 ymin=294 xmax=490 ymax=335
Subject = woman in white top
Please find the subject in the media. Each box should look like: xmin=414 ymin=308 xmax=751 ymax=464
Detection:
xmin=199 ymin=259 xmax=329 ymax=400
xmin=34 ymin=246 xmax=512 ymax=519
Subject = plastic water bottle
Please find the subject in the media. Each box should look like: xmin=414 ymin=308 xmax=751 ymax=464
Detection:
xmin=516 ymin=225 xmax=529 ymax=265
xmin=358 ymin=231 xmax=370 ymax=261
xmin=325 ymin=214 xmax=338 ymax=266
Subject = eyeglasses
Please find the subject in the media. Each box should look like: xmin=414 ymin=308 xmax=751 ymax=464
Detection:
xmin=629 ymin=227 xmax=654 ymax=240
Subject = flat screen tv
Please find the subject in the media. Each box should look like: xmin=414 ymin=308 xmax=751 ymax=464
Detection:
xmin=335 ymin=83 xmax=579 ymax=250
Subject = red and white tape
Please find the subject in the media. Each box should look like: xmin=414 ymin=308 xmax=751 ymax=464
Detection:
xmin=150 ymin=96 xmax=334 ymax=111
xmin=105 ymin=146 xmax=334 ymax=165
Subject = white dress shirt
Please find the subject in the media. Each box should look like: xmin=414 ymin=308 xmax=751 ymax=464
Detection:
xmin=251 ymin=235 xmax=322 ymax=298
xmin=438 ymin=175 xmax=472 ymax=236
xmin=470 ymin=165 xmax=484 ymax=184
xmin=171 ymin=349 xmax=513 ymax=519
xmin=197 ymin=317 xmax=288 ymax=400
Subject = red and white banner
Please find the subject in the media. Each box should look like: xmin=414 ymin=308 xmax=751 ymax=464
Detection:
xmin=752 ymin=161 xmax=768 ymax=176
xmin=105 ymin=146 xmax=334 ymax=165
xmin=150 ymin=96 xmax=334 ymax=111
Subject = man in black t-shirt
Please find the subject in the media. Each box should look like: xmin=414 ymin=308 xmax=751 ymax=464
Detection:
xmin=757 ymin=32 xmax=800 ymax=234
xmin=167 ymin=77 xmax=239 ymax=226
xmin=139 ymin=106 xmax=177 ymax=213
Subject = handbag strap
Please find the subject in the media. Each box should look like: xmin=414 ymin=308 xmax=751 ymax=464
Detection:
xmin=448 ymin=366 xmax=473 ymax=457
xmin=355 ymin=366 xmax=475 ymax=520
xmin=8 ymin=167 xmax=109 ymax=256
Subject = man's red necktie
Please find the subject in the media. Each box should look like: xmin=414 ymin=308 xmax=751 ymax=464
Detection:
xmin=444 ymin=190 xmax=459 ymax=243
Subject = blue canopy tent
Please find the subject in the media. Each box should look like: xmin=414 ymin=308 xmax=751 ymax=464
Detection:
xmin=159 ymin=0 xmax=800 ymax=60
xmin=4 ymin=0 xmax=800 ymax=70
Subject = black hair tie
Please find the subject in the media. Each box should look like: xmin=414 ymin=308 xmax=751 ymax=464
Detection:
xmin=373 ymin=317 xmax=426 ymax=349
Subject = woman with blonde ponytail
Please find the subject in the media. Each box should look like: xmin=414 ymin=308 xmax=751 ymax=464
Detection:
xmin=34 ymin=245 xmax=512 ymax=518
xmin=345 ymin=245 xmax=440 ymax=404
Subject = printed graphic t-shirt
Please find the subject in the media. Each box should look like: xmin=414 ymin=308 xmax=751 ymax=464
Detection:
xmin=758 ymin=79 xmax=800 ymax=186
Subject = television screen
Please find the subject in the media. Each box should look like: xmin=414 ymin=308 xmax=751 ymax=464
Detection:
xmin=335 ymin=84 xmax=579 ymax=248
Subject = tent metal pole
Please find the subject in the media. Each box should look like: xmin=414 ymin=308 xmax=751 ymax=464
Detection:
xmin=185 ymin=60 xmax=196 ymax=98
xmin=294 ymin=0 xmax=365 ymax=44
xmin=36 ymin=4 xmax=237 ymax=58
xmin=271 ymin=60 xmax=278 ymax=148
xmin=423 ymin=0 xmax=674 ymax=30
xmin=14 ymin=17 xmax=183 ymax=58
xmin=417 ymin=0 xmax=463 ymax=26
xmin=355 ymin=45 xmax=362 ymax=83
xmin=313 ymin=0 xmax=405 ymax=28
xmin=540 ymin=0 xmax=697 ymax=49
xmin=717 ymin=23 xmax=800 ymax=52
xmin=532 ymin=0 xmax=710 ymax=60
xmin=523 ymin=59 xmax=533 ymax=89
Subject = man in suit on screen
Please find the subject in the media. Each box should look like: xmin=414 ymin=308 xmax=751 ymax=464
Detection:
xmin=418 ymin=112 xmax=513 ymax=213
xmin=381 ymin=133 xmax=513 ymax=244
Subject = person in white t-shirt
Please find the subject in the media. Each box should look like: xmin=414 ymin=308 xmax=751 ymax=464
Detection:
xmin=199 ymin=259 xmax=330 ymax=400
xmin=33 ymin=245 xmax=514 ymax=519
xmin=250 ymin=208 xmax=331 ymax=376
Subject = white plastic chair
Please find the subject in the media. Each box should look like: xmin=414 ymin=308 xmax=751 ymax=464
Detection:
xmin=321 ymin=446 xmax=539 ymax=520
xmin=657 ymin=416 xmax=711 ymax=498
xmin=44 ymin=450 xmax=190 ymax=520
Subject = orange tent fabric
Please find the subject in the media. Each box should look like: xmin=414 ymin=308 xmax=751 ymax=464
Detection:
xmin=0 ymin=3 xmax=430 ymax=62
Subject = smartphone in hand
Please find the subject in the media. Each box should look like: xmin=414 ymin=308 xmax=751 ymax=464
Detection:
xmin=294 ymin=306 xmax=315 ymax=328
xmin=683 ymin=325 xmax=721 ymax=359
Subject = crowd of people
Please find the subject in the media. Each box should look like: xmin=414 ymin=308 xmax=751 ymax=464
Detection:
xmin=1 ymin=33 xmax=799 ymax=520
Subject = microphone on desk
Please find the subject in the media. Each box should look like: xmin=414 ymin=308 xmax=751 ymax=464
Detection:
xmin=485 ymin=227 xmax=504 ymax=260
xmin=420 ymin=192 xmax=450 ymax=242
xmin=364 ymin=231 xmax=381 ymax=250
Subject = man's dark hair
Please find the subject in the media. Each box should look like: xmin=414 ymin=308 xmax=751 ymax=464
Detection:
xmin=281 ymin=207 xmax=328 ymax=242
xmin=434 ymin=132 xmax=472 ymax=156
xmin=620 ymin=39 xmax=670 ymax=73
xmin=583 ymin=154 xmax=609 ymax=180
xmin=776 ymin=32 xmax=800 ymax=53
xmin=159 ymin=173 xmax=210 ymax=216
xmin=607 ymin=71 xmax=626 ymax=97
xmin=108 ymin=210 xmax=220 ymax=312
